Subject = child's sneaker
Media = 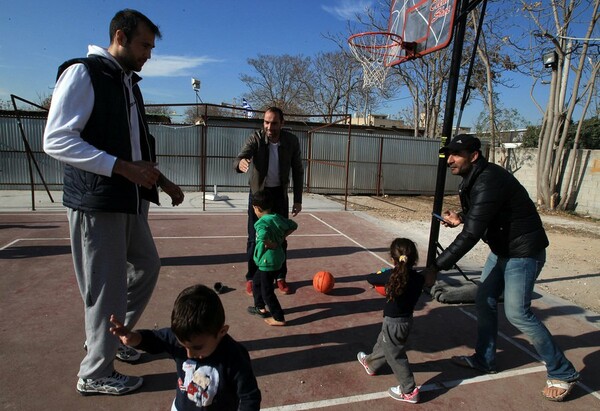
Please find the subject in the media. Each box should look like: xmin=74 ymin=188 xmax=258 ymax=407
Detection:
xmin=76 ymin=370 xmax=143 ymax=396
xmin=357 ymin=352 xmax=375 ymax=376
xmin=277 ymin=279 xmax=292 ymax=294
xmin=388 ymin=386 xmax=419 ymax=403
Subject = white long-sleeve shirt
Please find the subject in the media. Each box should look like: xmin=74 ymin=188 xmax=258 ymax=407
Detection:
xmin=43 ymin=45 xmax=142 ymax=176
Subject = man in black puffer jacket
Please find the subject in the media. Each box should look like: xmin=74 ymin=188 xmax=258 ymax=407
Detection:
xmin=424 ymin=135 xmax=579 ymax=402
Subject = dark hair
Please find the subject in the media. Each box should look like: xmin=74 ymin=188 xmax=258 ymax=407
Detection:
xmin=171 ymin=284 xmax=224 ymax=341
xmin=385 ymin=238 xmax=418 ymax=301
xmin=109 ymin=9 xmax=162 ymax=43
xmin=251 ymin=190 xmax=273 ymax=212
xmin=265 ymin=107 xmax=284 ymax=122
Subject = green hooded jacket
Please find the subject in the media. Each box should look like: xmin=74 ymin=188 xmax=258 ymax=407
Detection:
xmin=253 ymin=213 xmax=298 ymax=271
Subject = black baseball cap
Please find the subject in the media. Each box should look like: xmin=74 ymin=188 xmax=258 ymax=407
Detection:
xmin=439 ymin=134 xmax=481 ymax=154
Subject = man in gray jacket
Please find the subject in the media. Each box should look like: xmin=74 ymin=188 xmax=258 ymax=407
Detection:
xmin=424 ymin=135 xmax=579 ymax=402
xmin=234 ymin=107 xmax=303 ymax=295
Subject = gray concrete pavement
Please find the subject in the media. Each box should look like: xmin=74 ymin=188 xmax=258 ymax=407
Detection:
xmin=0 ymin=190 xmax=345 ymax=213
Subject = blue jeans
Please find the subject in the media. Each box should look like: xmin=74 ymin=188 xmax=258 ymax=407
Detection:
xmin=474 ymin=250 xmax=579 ymax=381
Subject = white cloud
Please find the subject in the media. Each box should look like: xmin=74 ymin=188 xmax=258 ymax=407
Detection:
xmin=141 ymin=54 xmax=222 ymax=77
xmin=322 ymin=0 xmax=373 ymax=21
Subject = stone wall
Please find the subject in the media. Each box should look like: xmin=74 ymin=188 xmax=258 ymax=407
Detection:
xmin=494 ymin=147 xmax=600 ymax=218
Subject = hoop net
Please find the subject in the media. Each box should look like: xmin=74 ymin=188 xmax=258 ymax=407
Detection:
xmin=348 ymin=31 xmax=404 ymax=89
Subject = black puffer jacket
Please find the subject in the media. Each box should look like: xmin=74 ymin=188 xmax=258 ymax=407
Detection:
xmin=435 ymin=156 xmax=548 ymax=271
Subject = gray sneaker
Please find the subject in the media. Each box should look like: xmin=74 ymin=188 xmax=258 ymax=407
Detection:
xmin=388 ymin=386 xmax=419 ymax=403
xmin=357 ymin=352 xmax=375 ymax=376
xmin=116 ymin=343 xmax=141 ymax=362
xmin=77 ymin=371 xmax=143 ymax=395
xmin=83 ymin=342 xmax=141 ymax=363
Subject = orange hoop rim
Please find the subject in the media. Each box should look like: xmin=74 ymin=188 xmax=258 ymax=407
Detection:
xmin=347 ymin=31 xmax=404 ymax=51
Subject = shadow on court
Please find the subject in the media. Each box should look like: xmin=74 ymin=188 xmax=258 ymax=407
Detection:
xmin=0 ymin=210 xmax=598 ymax=410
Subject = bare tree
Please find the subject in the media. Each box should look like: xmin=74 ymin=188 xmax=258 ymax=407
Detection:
xmin=302 ymin=50 xmax=363 ymax=122
xmin=240 ymin=54 xmax=312 ymax=115
xmin=388 ymin=48 xmax=452 ymax=138
xmin=474 ymin=106 xmax=529 ymax=166
xmin=560 ymin=58 xmax=600 ymax=209
xmin=182 ymin=104 xmax=231 ymax=124
xmin=466 ymin=5 xmax=519 ymax=162
xmin=520 ymin=0 xmax=600 ymax=209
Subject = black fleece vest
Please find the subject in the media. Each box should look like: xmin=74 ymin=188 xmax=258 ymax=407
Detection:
xmin=56 ymin=56 xmax=158 ymax=213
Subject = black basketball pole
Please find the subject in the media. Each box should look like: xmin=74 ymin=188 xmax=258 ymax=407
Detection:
xmin=426 ymin=0 xmax=473 ymax=267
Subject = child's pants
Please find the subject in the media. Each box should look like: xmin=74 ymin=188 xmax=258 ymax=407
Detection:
xmin=365 ymin=316 xmax=416 ymax=393
xmin=252 ymin=269 xmax=284 ymax=321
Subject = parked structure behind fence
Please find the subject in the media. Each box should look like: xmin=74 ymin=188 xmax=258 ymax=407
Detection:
xmin=0 ymin=114 xmax=461 ymax=197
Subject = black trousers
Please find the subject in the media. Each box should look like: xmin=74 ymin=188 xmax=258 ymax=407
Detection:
xmin=246 ymin=186 xmax=289 ymax=281
xmin=252 ymin=268 xmax=284 ymax=321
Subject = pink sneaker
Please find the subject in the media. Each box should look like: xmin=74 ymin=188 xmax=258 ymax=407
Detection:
xmin=357 ymin=352 xmax=375 ymax=376
xmin=388 ymin=386 xmax=419 ymax=403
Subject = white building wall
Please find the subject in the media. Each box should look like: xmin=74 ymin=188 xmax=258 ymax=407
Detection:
xmin=494 ymin=147 xmax=600 ymax=218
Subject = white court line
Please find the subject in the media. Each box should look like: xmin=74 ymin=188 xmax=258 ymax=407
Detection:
xmin=0 ymin=237 xmax=70 ymax=250
xmin=308 ymin=213 xmax=391 ymax=266
xmin=0 ymin=233 xmax=342 ymax=250
xmin=261 ymin=366 xmax=550 ymax=411
xmin=152 ymin=234 xmax=341 ymax=240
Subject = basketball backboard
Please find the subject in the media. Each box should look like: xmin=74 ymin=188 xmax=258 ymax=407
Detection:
xmin=388 ymin=0 xmax=459 ymax=66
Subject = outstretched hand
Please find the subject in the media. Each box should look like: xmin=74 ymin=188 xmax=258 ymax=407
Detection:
xmin=109 ymin=315 xmax=142 ymax=347
xmin=238 ymin=158 xmax=252 ymax=173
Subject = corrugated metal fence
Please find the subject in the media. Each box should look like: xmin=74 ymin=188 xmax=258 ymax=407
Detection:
xmin=0 ymin=115 xmax=459 ymax=195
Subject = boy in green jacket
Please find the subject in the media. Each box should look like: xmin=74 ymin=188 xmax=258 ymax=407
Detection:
xmin=247 ymin=190 xmax=298 ymax=326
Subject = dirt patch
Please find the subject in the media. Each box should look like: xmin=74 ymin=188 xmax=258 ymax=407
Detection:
xmin=329 ymin=195 xmax=600 ymax=315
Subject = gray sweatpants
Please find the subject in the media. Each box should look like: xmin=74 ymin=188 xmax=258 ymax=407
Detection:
xmin=364 ymin=316 xmax=416 ymax=393
xmin=68 ymin=201 xmax=160 ymax=379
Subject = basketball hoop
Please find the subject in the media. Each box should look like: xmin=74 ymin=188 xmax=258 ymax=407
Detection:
xmin=348 ymin=31 xmax=404 ymax=89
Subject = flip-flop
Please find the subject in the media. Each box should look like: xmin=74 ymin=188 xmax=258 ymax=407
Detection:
xmin=247 ymin=306 xmax=270 ymax=318
xmin=542 ymin=379 xmax=577 ymax=402
xmin=451 ymin=355 xmax=497 ymax=374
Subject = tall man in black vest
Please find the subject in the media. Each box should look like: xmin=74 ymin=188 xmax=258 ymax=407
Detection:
xmin=44 ymin=9 xmax=183 ymax=396
xmin=423 ymin=135 xmax=579 ymax=401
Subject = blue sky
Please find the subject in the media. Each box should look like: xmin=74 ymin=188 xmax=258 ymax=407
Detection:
xmin=0 ymin=0 xmax=573 ymax=127
xmin=0 ymin=1 xmax=368 ymax=107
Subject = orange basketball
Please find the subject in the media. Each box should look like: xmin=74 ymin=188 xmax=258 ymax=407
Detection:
xmin=373 ymin=268 xmax=389 ymax=297
xmin=374 ymin=285 xmax=386 ymax=296
xmin=313 ymin=271 xmax=335 ymax=293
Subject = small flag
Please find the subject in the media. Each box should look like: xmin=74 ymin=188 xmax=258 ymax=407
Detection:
xmin=242 ymin=98 xmax=255 ymax=118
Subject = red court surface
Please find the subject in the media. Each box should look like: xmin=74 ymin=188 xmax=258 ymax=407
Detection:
xmin=1 ymin=208 xmax=599 ymax=410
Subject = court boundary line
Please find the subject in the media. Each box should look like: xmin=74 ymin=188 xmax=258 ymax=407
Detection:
xmin=308 ymin=213 xmax=391 ymax=267
xmin=0 ymin=233 xmax=343 ymax=251
xmin=3 ymin=212 xmax=597 ymax=406
xmin=261 ymin=365 xmax=550 ymax=411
